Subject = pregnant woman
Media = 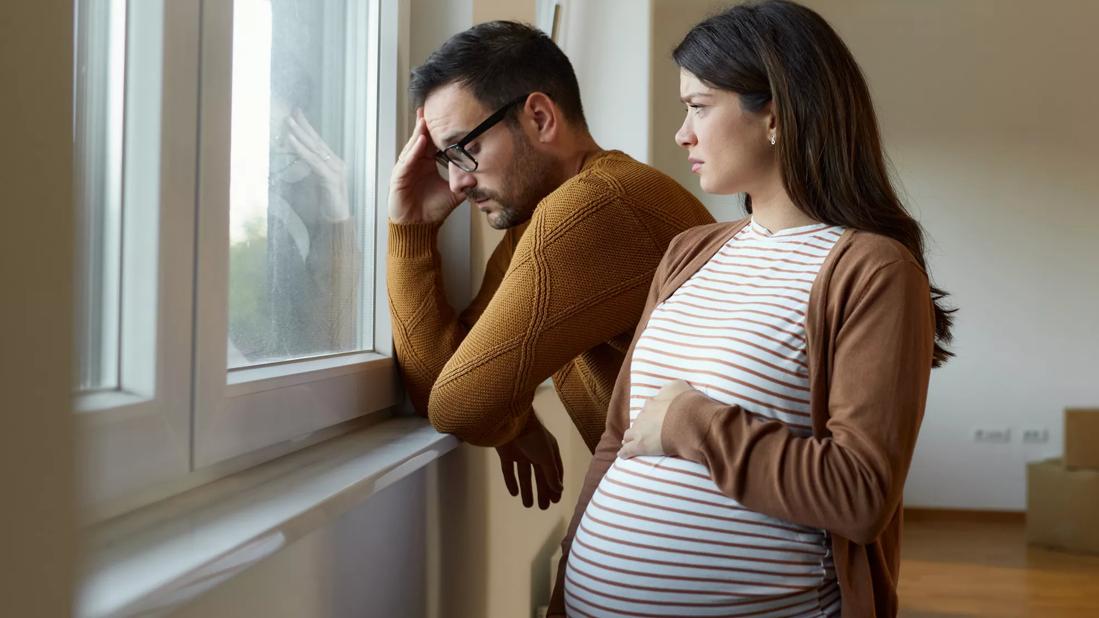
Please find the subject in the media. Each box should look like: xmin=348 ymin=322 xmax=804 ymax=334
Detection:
xmin=548 ymin=1 xmax=954 ymax=616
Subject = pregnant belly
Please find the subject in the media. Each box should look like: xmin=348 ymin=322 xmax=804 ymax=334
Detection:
xmin=564 ymin=457 xmax=835 ymax=617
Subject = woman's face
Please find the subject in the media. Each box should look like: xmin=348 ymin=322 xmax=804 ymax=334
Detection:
xmin=675 ymin=70 xmax=776 ymax=195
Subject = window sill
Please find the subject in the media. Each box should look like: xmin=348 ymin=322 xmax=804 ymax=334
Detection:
xmin=77 ymin=416 xmax=458 ymax=618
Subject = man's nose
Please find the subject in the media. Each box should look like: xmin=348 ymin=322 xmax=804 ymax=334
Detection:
xmin=448 ymin=164 xmax=476 ymax=194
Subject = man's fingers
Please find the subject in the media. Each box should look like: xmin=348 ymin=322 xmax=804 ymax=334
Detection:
xmin=517 ymin=461 xmax=534 ymax=508
xmin=499 ymin=455 xmax=519 ymax=497
xmin=533 ymin=465 xmax=561 ymax=510
xmin=534 ymin=467 xmax=551 ymax=510
xmin=398 ymin=115 xmax=428 ymax=161
xmin=552 ymin=444 xmax=564 ymax=494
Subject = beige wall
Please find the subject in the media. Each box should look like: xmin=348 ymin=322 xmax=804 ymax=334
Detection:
xmin=0 ymin=1 xmax=77 ymax=616
xmin=467 ymin=0 xmax=536 ymax=289
xmin=651 ymin=0 xmax=744 ymax=219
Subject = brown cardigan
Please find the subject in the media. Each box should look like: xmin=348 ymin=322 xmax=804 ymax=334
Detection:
xmin=549 ymin=218 xmax=936 ymax=617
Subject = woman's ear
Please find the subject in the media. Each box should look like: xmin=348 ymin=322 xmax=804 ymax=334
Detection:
xmin=524 ymin=92 xmax=559 ymax=143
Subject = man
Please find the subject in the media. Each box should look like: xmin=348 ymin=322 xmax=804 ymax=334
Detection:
xmin=387 ymin=21 xmax=713 ymax=508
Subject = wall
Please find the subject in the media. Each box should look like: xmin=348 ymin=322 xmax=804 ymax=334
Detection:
xmin=798 ymin=0 xmax=1099 ymax=510
xmin=650 ymin=0 xmax=744 ymax=220
xmin=0 ymin=1 xmax=77 ymax=616
xmin=647 ymin=0 xmax=1099 ymax=510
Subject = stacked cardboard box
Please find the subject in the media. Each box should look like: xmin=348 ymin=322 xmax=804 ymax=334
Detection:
xmin=1026 ymin=408 xmax=1099 ymax=554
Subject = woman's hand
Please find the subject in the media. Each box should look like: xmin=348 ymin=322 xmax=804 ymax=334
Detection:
xmin=618 ymin=379 xmax=697 ymax=459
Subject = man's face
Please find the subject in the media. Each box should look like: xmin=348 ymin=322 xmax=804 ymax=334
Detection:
xmin=423 ymin=83 xmax=558 ymax=229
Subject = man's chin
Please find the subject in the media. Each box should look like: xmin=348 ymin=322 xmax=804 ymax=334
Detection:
xmin=486 ymin=211 xmax=512 ymax=230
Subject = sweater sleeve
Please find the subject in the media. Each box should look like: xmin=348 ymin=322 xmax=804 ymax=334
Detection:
xmin=425 ymin=193 xmax=666 ymax=446
xmin=659 ymin=260 xmax=936 ymax=544
xmin=386 ymin=221 xmax=515 ymax=416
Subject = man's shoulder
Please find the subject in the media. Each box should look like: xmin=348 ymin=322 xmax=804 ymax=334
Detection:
xmin=576 ymin=150 xmax=689 ymax=197
xmin=538 ymin=150 xmax=709 ymax=222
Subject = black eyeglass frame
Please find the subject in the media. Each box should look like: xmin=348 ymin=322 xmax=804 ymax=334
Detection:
xmin=433 ymin=93 xmax=531 ymax=173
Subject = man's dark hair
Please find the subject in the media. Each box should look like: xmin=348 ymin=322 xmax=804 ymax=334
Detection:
xmin=410 ymin=21 xmax=587 ymax=130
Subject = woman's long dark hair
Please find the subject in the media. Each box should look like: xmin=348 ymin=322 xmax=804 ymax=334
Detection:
xmin=674 ymin=0 xmax=955 ymax=366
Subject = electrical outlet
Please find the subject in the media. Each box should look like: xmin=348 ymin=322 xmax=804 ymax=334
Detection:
xmin=974 ymin=428 xmax=1011 ymax=443
xmin=1021 ymin=428 xmax=1049 ymax=444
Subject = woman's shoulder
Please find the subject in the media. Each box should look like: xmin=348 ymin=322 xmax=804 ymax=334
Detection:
xmin=827 ymin=230 xmax=930 ymax=300
xmin=838 ymin=229 xmax=924 ymax=272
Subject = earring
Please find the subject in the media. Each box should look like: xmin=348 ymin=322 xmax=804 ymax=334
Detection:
xmin=769 ymin=134 xmax=776 ymax=146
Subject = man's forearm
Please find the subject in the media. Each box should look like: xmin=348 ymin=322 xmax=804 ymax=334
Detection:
xmin=387 ymin=221 xmax=468 ymax=414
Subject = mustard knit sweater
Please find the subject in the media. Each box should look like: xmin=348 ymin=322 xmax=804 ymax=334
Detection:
xmin=387 ymin=150 xmax=713 ymax=450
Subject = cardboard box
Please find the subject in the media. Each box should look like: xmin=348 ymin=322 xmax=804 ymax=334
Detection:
xmin=1064 ymin=408 xmax=1099 ymax=469
xmin=1026 ymin=458 xmax=1099 ymax=554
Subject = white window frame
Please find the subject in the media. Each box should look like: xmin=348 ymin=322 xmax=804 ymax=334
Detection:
xmin=75 ymin=0 xmax=200 ymax=517
xmin=192 ymin=0 xmax=401 ymax=469
xmin=75 ymin=0 xmax=408 ymax=520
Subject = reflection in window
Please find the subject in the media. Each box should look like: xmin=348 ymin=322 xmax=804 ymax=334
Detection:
xmin=228 ymin=0 xmax=368 ymax=368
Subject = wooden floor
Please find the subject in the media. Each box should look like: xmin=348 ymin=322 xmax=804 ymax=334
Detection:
xmin=899 ymin=510 xmax=1099 ymax=617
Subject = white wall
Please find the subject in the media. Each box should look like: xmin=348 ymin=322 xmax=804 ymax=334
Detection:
xmin=561 ymin=0 xmax=653 ymax=163
xmin=796 ymin=0 xmax=1099 ymax=510
xmin=647 ymin=0 xmax=1099 ymax=510
xmin=0 ymin=1 xmax=77 ymax=616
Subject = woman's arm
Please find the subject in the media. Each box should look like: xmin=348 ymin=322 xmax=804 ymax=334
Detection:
xmin=660 ymin=260 xmax=935 ymax=543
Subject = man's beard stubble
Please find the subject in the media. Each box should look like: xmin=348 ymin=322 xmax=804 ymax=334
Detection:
xmin=469 ymin=129 xmax=560 ymax=230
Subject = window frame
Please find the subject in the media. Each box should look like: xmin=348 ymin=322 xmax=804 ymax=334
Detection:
xmin=192 ymin=0 xmax=399 ymax=469
xmin=74 ymin=0 xmax=200 ymax=518
xmin=75 ymin=0 xmax=408 ymax=520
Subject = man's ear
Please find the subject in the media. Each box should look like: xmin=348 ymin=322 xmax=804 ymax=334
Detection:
xmin=523 ymin=92 xmax=559 ymax=143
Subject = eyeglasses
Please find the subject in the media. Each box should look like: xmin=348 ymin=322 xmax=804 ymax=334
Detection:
xmin=434 ymin=93 xmax=530 ymax=174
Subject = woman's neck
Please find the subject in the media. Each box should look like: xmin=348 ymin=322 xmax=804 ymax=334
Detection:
xmin=747 ymin=185 xmax=817 ymax=233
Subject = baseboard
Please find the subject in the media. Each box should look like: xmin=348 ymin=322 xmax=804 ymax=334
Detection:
xmin=903 ymin=507 xmax=1026 ymax=524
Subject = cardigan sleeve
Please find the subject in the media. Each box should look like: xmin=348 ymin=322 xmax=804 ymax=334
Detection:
xmin=659 ymin=259 xmax=935 ymax=544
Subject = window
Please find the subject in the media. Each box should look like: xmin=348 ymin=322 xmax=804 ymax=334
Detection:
xmin=74 ymin=0 xmax=404 ymax=520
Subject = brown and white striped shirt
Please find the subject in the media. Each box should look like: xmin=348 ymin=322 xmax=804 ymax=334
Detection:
xmin=565 ymin=219 xmax=845 ymax=617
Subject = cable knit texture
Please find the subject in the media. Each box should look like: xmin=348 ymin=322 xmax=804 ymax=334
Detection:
xmin=387 ymin=150 xmax=714 ymax=449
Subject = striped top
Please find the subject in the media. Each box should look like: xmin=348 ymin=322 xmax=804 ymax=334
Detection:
xmin=565 ymin=218 xmax=845 ymax=617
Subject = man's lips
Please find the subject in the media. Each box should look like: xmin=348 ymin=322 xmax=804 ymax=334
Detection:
xmin=689 ymin=159 xmax=704 ymax=173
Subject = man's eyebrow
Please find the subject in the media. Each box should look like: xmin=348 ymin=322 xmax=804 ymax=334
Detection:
xmin=679 ymin=92 xmax=714 ymax=103
xmin=438 ymin=130 xmax=468 ymax=147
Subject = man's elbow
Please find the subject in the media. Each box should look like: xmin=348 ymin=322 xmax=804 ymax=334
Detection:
xmin=426 ymin=386 xmax=511 ymax=447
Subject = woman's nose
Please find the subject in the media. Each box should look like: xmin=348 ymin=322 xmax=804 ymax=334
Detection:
xmin=675 ymin=120 xmax=696 ymax=149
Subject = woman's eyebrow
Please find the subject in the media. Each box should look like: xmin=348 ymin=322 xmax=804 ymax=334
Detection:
xmin=679 ymin=92 xmax=714 ymax=103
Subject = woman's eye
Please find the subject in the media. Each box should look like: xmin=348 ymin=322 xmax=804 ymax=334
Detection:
xmin=687 ymin=104 xmax=704 ymax=116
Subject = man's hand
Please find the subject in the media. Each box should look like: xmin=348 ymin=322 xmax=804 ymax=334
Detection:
xmin=618 ymin=379 xmax=696 ymax=459
xmin=496 ymin=415 xmax=564 ymax=509
xmin=388 ymin=108 xmax=466 ymax=225
xmin=285 ymin=108 xmax=350 ymax=222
